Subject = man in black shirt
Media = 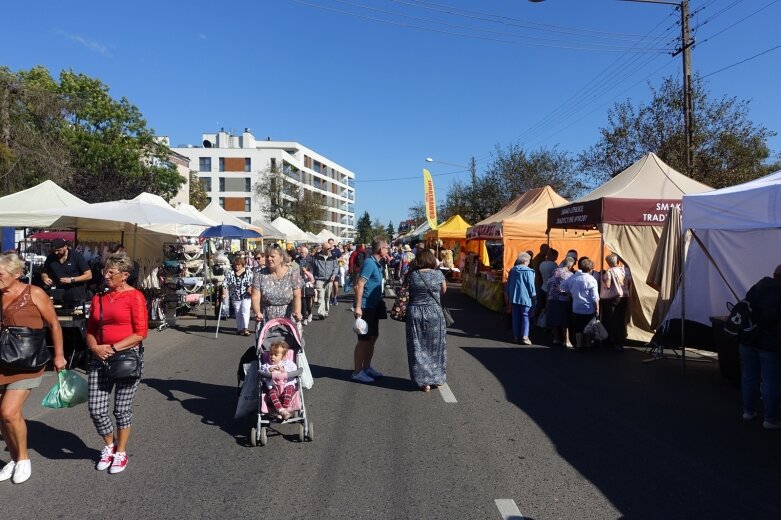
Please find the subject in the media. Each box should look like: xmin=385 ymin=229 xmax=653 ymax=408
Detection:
xmin=41 ymin=238 xmax=92 ymax=307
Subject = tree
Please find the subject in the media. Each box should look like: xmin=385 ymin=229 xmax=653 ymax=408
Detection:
xmin=386 ymin=220 xmax=394 ymax=237
xmin=0 ymin=66 xmax=184 ymax=201
xmin=254 ymin=162 xmax=289 ymax=222
xmin=579 ymin=75 xmax=780 ymax=189
xmin=188 ymin=171 xmax=208 ymax=210
xmin=371 ymin=218 xmax=387 ymax=240
xmin=355 ymin=211 xmax=373 ymax=245
xmin=407 ymin=201 xmax=426 ymax=225
xmin=290 ymin=189 xmax=326 ymax=232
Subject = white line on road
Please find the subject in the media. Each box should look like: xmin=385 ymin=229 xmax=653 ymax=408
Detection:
xmin=438 ymin=383 xmax=457 ymax=403
xmin=495 ymin=499 xmax=525 ymax=520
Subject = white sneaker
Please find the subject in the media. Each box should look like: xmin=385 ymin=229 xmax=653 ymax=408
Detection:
xmin=742 ymin=411 xmax=758 ymax=421
xmin=351 ymin=370 xmax=374 ymax=383
xmin=0 ymin=461 xmax=15 ymax=481
xmin=96 ymin=444 xmax=116 ymax=471
xmin=763 ymin=420 xmax=781 ymax=430
xmin=364 ymin=366 xmax=384 ymax=378
xmin=11 ymin=459 xmax=31 ymax=484
xmin=109 ymin=451 xmax=128 ymax=474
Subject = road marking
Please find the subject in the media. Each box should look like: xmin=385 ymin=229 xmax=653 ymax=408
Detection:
xmin=495 ymin=499 xmax=524 ymax=520
xmin=439 ymin=383 xmax=457 ymax=403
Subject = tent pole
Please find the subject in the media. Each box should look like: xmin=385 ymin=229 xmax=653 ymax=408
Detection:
xmin=681 ymin=228 xmax=687 ymax=374
xmin=131 ymin=224 xmax=138 ymax=263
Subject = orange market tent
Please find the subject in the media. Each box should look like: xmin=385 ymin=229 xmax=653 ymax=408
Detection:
xmin=425 ymin=215 xmax=471 ymax=252
xmin=546 ymin=153 xmax=711 ymax=341
xmin=467 ymin=186 xmax=603 ymax=281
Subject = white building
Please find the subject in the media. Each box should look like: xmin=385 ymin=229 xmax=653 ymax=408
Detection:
xmin=172 ymin=129 xmax=356 ymax=240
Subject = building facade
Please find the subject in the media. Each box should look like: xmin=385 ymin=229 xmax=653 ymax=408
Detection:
xmin=172 ymin=129 xmax=355 ymax=240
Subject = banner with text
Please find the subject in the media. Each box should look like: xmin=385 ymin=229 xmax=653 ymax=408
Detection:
xmin=423 ymin=168 xmax=438 ymax=230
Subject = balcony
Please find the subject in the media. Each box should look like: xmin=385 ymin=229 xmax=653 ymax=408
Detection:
xmin=283 ymin=166 xmax=301 ymax=182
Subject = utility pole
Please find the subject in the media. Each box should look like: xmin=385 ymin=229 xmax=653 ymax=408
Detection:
xmin=468 ymin=156 xmax=478 ymax=222
xmin=672 ymin=0 xmax=694 ymax=177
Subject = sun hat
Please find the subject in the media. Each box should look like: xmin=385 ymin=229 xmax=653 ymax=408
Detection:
xmin=402 ymin=244 xmax=411 ymax=252
xmin=353 ymin=317 xmax=368 ymax=335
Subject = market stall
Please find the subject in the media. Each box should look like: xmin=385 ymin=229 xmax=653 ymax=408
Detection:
xmin=464 ymin=186 xmax=603 ymax=312
xmin=547 ymin=153 xmax=711 ymax=341
xmin=271 ymin=216 xmax=313 ymax=243
xmin=424 ymin=214 xmax=470 ymax=252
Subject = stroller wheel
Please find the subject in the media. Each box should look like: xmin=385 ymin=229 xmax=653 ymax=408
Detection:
xmin=306 ymin=420 xmax=314 ymax=442
xmin=298 ymin=424 xmax=305 ymax=443
xmin=250 ymin=427 xmax=258 ymax=447
xmin=260 ymin=426 xmax=268 ymax=446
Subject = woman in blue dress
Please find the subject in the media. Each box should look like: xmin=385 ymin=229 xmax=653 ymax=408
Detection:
xmin=405 ymin=249 xmax=447 ymax=392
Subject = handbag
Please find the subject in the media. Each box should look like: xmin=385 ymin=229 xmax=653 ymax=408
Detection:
xmin=536 ymin=308 xmax=548 ymax=328
xmin=417 ymin=270 xmax=455 ymax=328
xmin=390 ymin=285 xmax=409 ymax=322
xmin=98 ymin=294 xmax=143 ymax=383
xmin=0 ymin=290 xmax=52 ymax=371
xmin=599 ymin=268 xmax=624 ymax=300
xmin=584 ymin=317 xmax=609 ymax=342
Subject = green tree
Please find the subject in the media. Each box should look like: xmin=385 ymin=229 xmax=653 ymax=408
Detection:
xmin=355 ymin=211 xmax=373 ymax=245
xmin=0 ymin=66 xmax=184 ymax=200
xmin=290 ymin=189 xmax=326 ymax=232
xmin=254 ymin=162 xmax=288 ymax=221
xmin=579 ymin=75 xmax=779 ymax=189
xmin=407 ymin=201 xmax=426 ymax=226
xmin=188 ymin=171 xmax=208 ymax=210
xmin=371 ymin=218 xmax=387 ymax=240
xmin=386 ymin=220 xmax=394 ymax=237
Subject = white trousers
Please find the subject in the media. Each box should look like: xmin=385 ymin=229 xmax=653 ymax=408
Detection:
xmin=232 ymin=297 xmax=251 ymax=332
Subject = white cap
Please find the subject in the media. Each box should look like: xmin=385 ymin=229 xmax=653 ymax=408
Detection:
xmin=353 ymin=318 xmax=368 ymax=335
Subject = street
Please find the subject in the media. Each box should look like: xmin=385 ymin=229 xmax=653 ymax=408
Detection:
xmin=4 ymin=287 xmax=781 ymax=520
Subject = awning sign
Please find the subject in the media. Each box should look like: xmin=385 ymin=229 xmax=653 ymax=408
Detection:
xmin=423 ymin=168 xmax=438 ymax=230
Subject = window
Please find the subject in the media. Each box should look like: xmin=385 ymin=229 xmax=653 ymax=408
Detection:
xmin=219 ymin=158 xmax=225 ymax=172
xmin=244 ymin=197 xmax=251 ymax=212
xmin=221 ymin=177 xmax=247 ymax=192
xmin=243 ymin=217 xmax=251 ymax=223
xmin=245 ymin=178 xmax=251 ymax=192
xmin=219 ymin=177 xmax=225 ymax=192
xmin=199 ymin=177 xmax=211 ymax=191
xmin=205 ymin=197 xmax=211 ymax=205
xmin=218 ymin=197 xmax=225 ymax=208
xmin=245 ymin=158 xmax=251 ymax=172
xmin=199 ymin=157 xmax=211 ymax=172
xmin=270 ymin=158 xmax=277 ymax=169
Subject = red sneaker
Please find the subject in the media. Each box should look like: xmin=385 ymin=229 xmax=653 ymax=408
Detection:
xmin=109 ymin=451 xmax=128 ymax=474
xmin=96 ymin=445 xmax=115 ymax=471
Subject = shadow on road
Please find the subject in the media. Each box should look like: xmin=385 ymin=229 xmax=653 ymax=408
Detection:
xmin=309 ymin=363 xmax=416 ymax=392
xmin=27 ymin=420 xmax=94 ymax=460
xmin=143 ymin=378 xmax=245 ymax=443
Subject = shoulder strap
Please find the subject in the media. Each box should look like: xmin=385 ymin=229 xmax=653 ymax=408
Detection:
xmin=417 ymin=271 xmax=445 ymax=309
xmin=0 ymin=291 xmax=4 ymax=328
xmin=99 ymin=293 xmax=104 ymax=344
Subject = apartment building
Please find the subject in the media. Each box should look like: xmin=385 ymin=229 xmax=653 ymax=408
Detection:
xmin=172 ymin=129 xmax=356 ymax=240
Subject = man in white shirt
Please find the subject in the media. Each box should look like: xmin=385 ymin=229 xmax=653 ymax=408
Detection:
xmin=560 ymin=257 xmax=600 ymax=350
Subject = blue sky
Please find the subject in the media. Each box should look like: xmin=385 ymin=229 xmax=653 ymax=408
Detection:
xmin=2 ymin=0 xmax=779 ymax=228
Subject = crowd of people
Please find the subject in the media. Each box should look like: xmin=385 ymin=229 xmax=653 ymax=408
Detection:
xmin=505 ymin=244 xmax=633 ymax=351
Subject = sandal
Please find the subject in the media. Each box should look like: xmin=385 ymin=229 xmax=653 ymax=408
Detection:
xmin=421 ymin=385 xmax=431 ymax=392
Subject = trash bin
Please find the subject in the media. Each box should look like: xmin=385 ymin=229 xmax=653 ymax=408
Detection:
xmin=709 ymin=316 xmax=741 ymax=387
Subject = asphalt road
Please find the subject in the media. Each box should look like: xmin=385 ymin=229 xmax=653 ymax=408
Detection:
xmin=3 ymin=286 xmax=781 ymax=519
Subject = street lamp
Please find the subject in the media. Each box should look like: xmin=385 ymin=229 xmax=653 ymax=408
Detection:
xmin=529 ymin=0 xmax=694 ymax=176
xmin=425 ymin=157 xmax=469 ymax=169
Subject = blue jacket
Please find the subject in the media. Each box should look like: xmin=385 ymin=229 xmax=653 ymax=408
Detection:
xmin=506 ymin=265 xmax=536 ymax=306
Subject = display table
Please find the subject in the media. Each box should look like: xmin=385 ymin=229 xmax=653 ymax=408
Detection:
xmin=461 ymin=272 xmax=504 ymax=312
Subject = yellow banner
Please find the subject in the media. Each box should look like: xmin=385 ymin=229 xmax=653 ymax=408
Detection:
xmin=423 ymin=168 xmax=438 ymax=230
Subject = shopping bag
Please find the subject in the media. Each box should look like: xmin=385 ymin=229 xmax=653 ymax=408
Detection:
xmin=584 ymin=317 xmax=609 ymax=342
xmin=58 ymin=369 xmax=88 ymax=407
xmin=390 ymin=286 xmax=408 ymax=322
xmin=234 ymin=359 xmax=259 ymax=419
xmin=536 ymin=309 xmax=548 ymax=329
xmin=41 ymin=377 xmax=65 ymax=409
xmin=299 ymin=351 xmax=314 ymax=390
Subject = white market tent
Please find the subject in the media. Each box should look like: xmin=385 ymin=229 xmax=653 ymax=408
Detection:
xmin=250 ymin=219 xmax=285 ymax=241
xmin=306 ymin=232 xmax=320 ymax=243
xmin=0 ymin=180 xmax=88 ymax=227
xmin=139 ymin=194 xmax=217 ymax=237
xmin=663 ymin=170 xmax=781 ymax=327
xmin=201 ymin=202 xmax=258 ymax=230
xmin=316 ymin=229 xmax=340 ymax=242
xmin=270 ymin=217 xmax=311 ymax=242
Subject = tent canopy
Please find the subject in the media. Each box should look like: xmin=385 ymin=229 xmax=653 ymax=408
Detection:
xmin=250 ymin=219 xmax=285 ymax=240
xmin=547 ymin=153 xmax=711 ymax=229
xmin=426 ymin=215 xmax=471 ymax=240
xmin=682 ymin=170 xmax=781 ymax=230
xmin=270 ymin=217 xmax=311 ymax=242
xmin=316 ymin=229 xmax=340 ymax=242
xmin=470 ymin=186 xmax=568 ymax=240
xmin=0 ymin=180 xmax=88 ymax=227
xmin=401 ymin=221 xmax=431 ymax=243
xmin=663 ymin=169 xmax=781 ymax=327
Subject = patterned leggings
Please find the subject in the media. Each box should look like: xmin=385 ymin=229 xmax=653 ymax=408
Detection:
xmin=268 ymin=385 xmax=295 ymax=411
xmin=88 ymin=358 xmax=143 ymax=436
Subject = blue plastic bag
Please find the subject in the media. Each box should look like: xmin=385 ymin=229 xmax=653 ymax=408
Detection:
xmin=41 ymin=370 xmax=88 ymax=409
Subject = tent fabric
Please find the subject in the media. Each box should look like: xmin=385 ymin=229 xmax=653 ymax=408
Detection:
xmin=250 ymin=219 xmax=285 ymax=240
xmin=682 ymin=170 xmax=781 ymax=230
xmin=0 ymin=180 xmax=88 ymax=227
xmin=663 ymin=169 xmax=781 ymax=327
xmin=270 ymin=217 xmax=311 ymax=242
xmin=316 ymin=229 xmax=340 ymax=242
xmin=401 ymin=222 xmax=431 ymax=243
xmin=201 ymin=202 xmax=259 ymax=230
xmin=547 ymin=153 xmax=711 ymax=228
xmin=141 ymin=197 xmax=217 ymax=237
xmin=647 ymin=206 xmax=683 ymax=330
xmin=426 ymin=215 xmax=471 ymax=240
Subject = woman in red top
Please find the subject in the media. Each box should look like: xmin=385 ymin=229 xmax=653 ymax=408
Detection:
xmin=85 ymin=253 xmax=148 ymax=475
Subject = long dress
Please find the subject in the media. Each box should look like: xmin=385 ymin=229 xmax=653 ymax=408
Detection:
xmin=405 ymin=269 xmax=447 ymax=387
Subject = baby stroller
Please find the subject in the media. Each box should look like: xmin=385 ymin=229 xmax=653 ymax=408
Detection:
xmin=249 ymin=318 xmax=313 ymax=446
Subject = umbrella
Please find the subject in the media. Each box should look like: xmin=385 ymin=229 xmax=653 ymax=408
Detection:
xmin=199 ymin=225 xmax=262 ymax=239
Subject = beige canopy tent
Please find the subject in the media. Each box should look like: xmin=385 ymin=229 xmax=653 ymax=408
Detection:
xmin=271 ymin=217 xmax=311 ymax=243
xmin=316 ymin=229 xmax=340 ymax=243
xmin=0 ymin=180 xmax=88 ymax=227
xmin=547 ymin=153 xmax=711 ymax=341
xmin=468 ymin=186 xmax=603 ymax=281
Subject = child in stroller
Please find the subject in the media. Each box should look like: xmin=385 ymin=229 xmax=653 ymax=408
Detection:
xmin=260 ymin=340 xmax=297 ymax=420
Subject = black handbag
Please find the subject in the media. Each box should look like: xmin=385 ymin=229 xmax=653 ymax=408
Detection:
xmin=99 ymin=294 xmax=143 ymax=383
xmin=0 ymin=290 xmax=52 ymax=371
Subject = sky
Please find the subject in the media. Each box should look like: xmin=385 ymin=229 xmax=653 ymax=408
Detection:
xmin=2 ymin=0 xmax=779 ymax=228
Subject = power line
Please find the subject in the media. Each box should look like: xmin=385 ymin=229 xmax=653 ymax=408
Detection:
xmin=290 ymin=0 xmax=671 ymax=52
xmin=702 ymin=43 xmax=781 ymax=78
xmin=353 ymin=168 xmax=468 ymax=183
xmin=695 ymin=0 xmax=779 ymax=47
xmin=692 ymin=0 xmax=745 ymax=30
